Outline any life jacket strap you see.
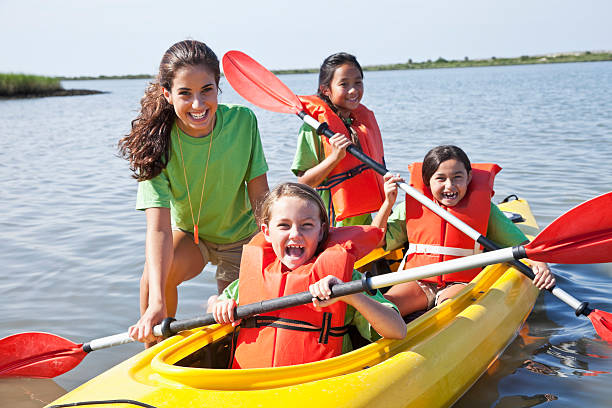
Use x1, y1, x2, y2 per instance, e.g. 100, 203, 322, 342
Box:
406, 243, 482, 257
398, 241, 482, 270
241, 313, 349, 345
315, 163, 371, 191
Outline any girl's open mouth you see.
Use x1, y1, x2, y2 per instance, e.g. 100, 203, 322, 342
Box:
442, 192, 458, 200
285, 244, 305, 258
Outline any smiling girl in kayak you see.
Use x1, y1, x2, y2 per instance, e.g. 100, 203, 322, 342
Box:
373, 145, 556, 316
291, 53, 385, 227
119, 40, 269, 346
209, 182, 406, 368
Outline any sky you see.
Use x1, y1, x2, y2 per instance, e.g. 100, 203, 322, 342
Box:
1, 0, 610, 77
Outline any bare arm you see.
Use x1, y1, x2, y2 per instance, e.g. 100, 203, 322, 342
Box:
310, 276, 406, 340
297, 133, 351, 187
129, 207, 173, 343
247, 173, 269, 215
371, 173, 404, 247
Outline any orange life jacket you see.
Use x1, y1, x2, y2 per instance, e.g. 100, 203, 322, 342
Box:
403, 162, 501, 286
298, 95, 385, 222
233, 225, 383, 369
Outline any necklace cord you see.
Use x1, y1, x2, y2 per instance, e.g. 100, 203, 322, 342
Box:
175, 124, 214, 244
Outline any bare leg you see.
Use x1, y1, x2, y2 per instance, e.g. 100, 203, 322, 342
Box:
384, 281, 429, 317
138, 230, 205, 347
435, 284, 465, 305
164, 230, 207, 317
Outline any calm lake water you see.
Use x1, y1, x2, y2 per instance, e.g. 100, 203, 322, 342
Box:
1, 61, 611, 407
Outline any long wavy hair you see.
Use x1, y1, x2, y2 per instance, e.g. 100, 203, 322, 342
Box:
118, 40, 220, 181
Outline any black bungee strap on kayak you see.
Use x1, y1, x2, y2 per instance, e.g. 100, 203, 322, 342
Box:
47, 399, 159, 408
241, 313, 349, 344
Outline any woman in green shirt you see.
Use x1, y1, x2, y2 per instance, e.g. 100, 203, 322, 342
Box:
119, 40, 269, 346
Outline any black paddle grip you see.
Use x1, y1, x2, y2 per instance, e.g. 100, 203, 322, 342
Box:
165, 280, 367, 336
478, 236, 539, 282
316, 122, 388, 176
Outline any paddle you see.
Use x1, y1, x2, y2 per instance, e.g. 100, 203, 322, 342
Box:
1, 193, 611, 379
221, 50, 612, 331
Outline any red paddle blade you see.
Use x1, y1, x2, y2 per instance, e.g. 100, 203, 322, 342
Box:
588, 309, 612, 343
0, 332, 86, 378
222, 50, 303, 114
525, 192, 612, 263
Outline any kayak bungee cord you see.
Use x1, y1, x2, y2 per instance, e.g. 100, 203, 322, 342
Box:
48, 399, 159, 408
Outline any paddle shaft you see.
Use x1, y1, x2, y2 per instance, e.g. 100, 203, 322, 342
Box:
84, 246, 533, 351
149, 247, 548, 339
298, 111, 591, 316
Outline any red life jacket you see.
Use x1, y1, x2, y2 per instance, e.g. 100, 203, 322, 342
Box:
298, 95, 385, 222
232, 225, 383, 369
404, 162, 501, 286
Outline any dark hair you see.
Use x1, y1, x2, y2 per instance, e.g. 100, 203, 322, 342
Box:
422, 145, 472, 186
118, 40, 220, 181
317, 52, 363, 109
257, 182, 330, 252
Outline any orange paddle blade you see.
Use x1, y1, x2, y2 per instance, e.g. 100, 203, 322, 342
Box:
588, 309, 612, 343
525, 192, 612, 263
0, 332, 86, 378
222, 50, 303, 114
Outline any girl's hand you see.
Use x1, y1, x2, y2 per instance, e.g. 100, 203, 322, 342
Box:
328, 133, 352, 161
128, 303, 165, 344
211, 298, 241, 326
528, 260, 556, 290
383, 173, 404, 206
310, 275, 347, 308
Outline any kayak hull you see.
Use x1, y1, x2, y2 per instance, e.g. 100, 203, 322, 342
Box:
47, 198, 539, 408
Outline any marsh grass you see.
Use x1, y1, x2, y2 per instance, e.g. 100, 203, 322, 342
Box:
0, 73, 63, 97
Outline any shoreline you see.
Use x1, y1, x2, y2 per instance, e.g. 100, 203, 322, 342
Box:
0, 73, 105, 99
274, 51, 612, 75
2, 51, 610, 97
55, 51, 612, 80
0, 89, 106, 100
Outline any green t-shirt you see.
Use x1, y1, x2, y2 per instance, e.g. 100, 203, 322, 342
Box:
291, 123, 372, 227
384, 201, 528, 251
136, 104, 268, 244
218, 269, 399, 353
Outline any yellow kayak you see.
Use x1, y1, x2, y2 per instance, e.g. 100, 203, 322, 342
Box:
47, 197, 540, 408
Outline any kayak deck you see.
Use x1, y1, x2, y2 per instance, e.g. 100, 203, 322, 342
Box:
47, 197, 540, 408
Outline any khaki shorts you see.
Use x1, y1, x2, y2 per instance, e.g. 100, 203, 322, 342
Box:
179, 229, 255, 283
416, 281, 468, 309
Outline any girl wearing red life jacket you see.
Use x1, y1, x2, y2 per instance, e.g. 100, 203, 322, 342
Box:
291, 53, 386, 227
209, 183, 406, 369
372, 145, 556, 317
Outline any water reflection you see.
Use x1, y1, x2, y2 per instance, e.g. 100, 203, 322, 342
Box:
0, 378, 66, 408
494, 393, 558, 408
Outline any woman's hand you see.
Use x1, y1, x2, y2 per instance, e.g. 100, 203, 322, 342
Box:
128, 302, 166, 344
528, 260, 556, 290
